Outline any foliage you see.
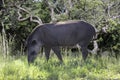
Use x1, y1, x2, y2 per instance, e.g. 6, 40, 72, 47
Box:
107, 20, 120, 51
0, 0, 120, 55
0, 0, 120, 79
0, 0, 51, 54
0, 53, 120, 80
97, 20, 120, 54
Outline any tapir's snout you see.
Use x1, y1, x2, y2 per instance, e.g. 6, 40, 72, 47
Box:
28, 51, 37, 63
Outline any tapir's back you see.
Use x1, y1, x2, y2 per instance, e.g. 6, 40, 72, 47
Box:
39, 20, 96, 46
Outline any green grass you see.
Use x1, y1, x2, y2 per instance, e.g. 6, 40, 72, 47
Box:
0, 53, 120, 80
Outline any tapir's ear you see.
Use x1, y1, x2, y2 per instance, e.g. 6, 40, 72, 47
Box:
31, 40, 37, 46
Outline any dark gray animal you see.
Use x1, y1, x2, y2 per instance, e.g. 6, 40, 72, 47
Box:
26, 20, 96, 63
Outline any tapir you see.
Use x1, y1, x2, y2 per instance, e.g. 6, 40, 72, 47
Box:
25, 20, 96, 63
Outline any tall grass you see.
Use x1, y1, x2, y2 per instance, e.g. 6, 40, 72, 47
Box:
0, 52, 120, 80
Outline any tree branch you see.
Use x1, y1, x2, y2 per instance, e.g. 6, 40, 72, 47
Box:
111, 15, 120, 19
107, 2, 120, 19
16, 5, 43, 25
107, 2, 114, 18
47, 1, 57, 22
17, 9, 30, 21
30, 15, 43, 25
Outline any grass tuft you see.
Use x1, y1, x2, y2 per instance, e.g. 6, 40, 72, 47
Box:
0, 54, 120, 80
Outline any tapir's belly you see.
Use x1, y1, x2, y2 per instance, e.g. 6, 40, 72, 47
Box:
57, 37, 79, 46
44, 33, 80, 47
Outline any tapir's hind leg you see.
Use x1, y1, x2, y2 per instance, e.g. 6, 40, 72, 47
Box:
52, 47, 63, 62
79, 42, 89, 60
81, 46, 88, 60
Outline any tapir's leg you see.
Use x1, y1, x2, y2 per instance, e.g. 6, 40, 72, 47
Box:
52, 47, 63, 62
79, 42, 89, 60
81, 46, 88, 60
44, 47, 51, 61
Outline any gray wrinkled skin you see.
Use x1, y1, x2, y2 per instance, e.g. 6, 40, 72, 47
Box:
25, 20, 96, 63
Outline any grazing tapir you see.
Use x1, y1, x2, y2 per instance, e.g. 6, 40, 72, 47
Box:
25, 20, 96, 63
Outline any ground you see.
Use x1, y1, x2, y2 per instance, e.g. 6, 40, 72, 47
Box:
0, 52, 120, 80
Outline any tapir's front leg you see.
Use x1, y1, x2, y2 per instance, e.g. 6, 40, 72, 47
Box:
79, 41, 89, 60
44, 46, 51, 62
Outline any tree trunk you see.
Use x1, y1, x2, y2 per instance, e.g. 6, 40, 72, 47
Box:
1, 22, 9, 58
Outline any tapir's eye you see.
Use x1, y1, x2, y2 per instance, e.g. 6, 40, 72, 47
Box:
31, 40, 37, 46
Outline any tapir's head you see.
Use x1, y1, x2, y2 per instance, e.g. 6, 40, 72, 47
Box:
25, 26, 43, 64
26, 36, 41, 63
27, 39, 37, 63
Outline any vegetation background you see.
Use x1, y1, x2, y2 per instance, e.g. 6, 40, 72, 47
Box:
0, 0, 120, 79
